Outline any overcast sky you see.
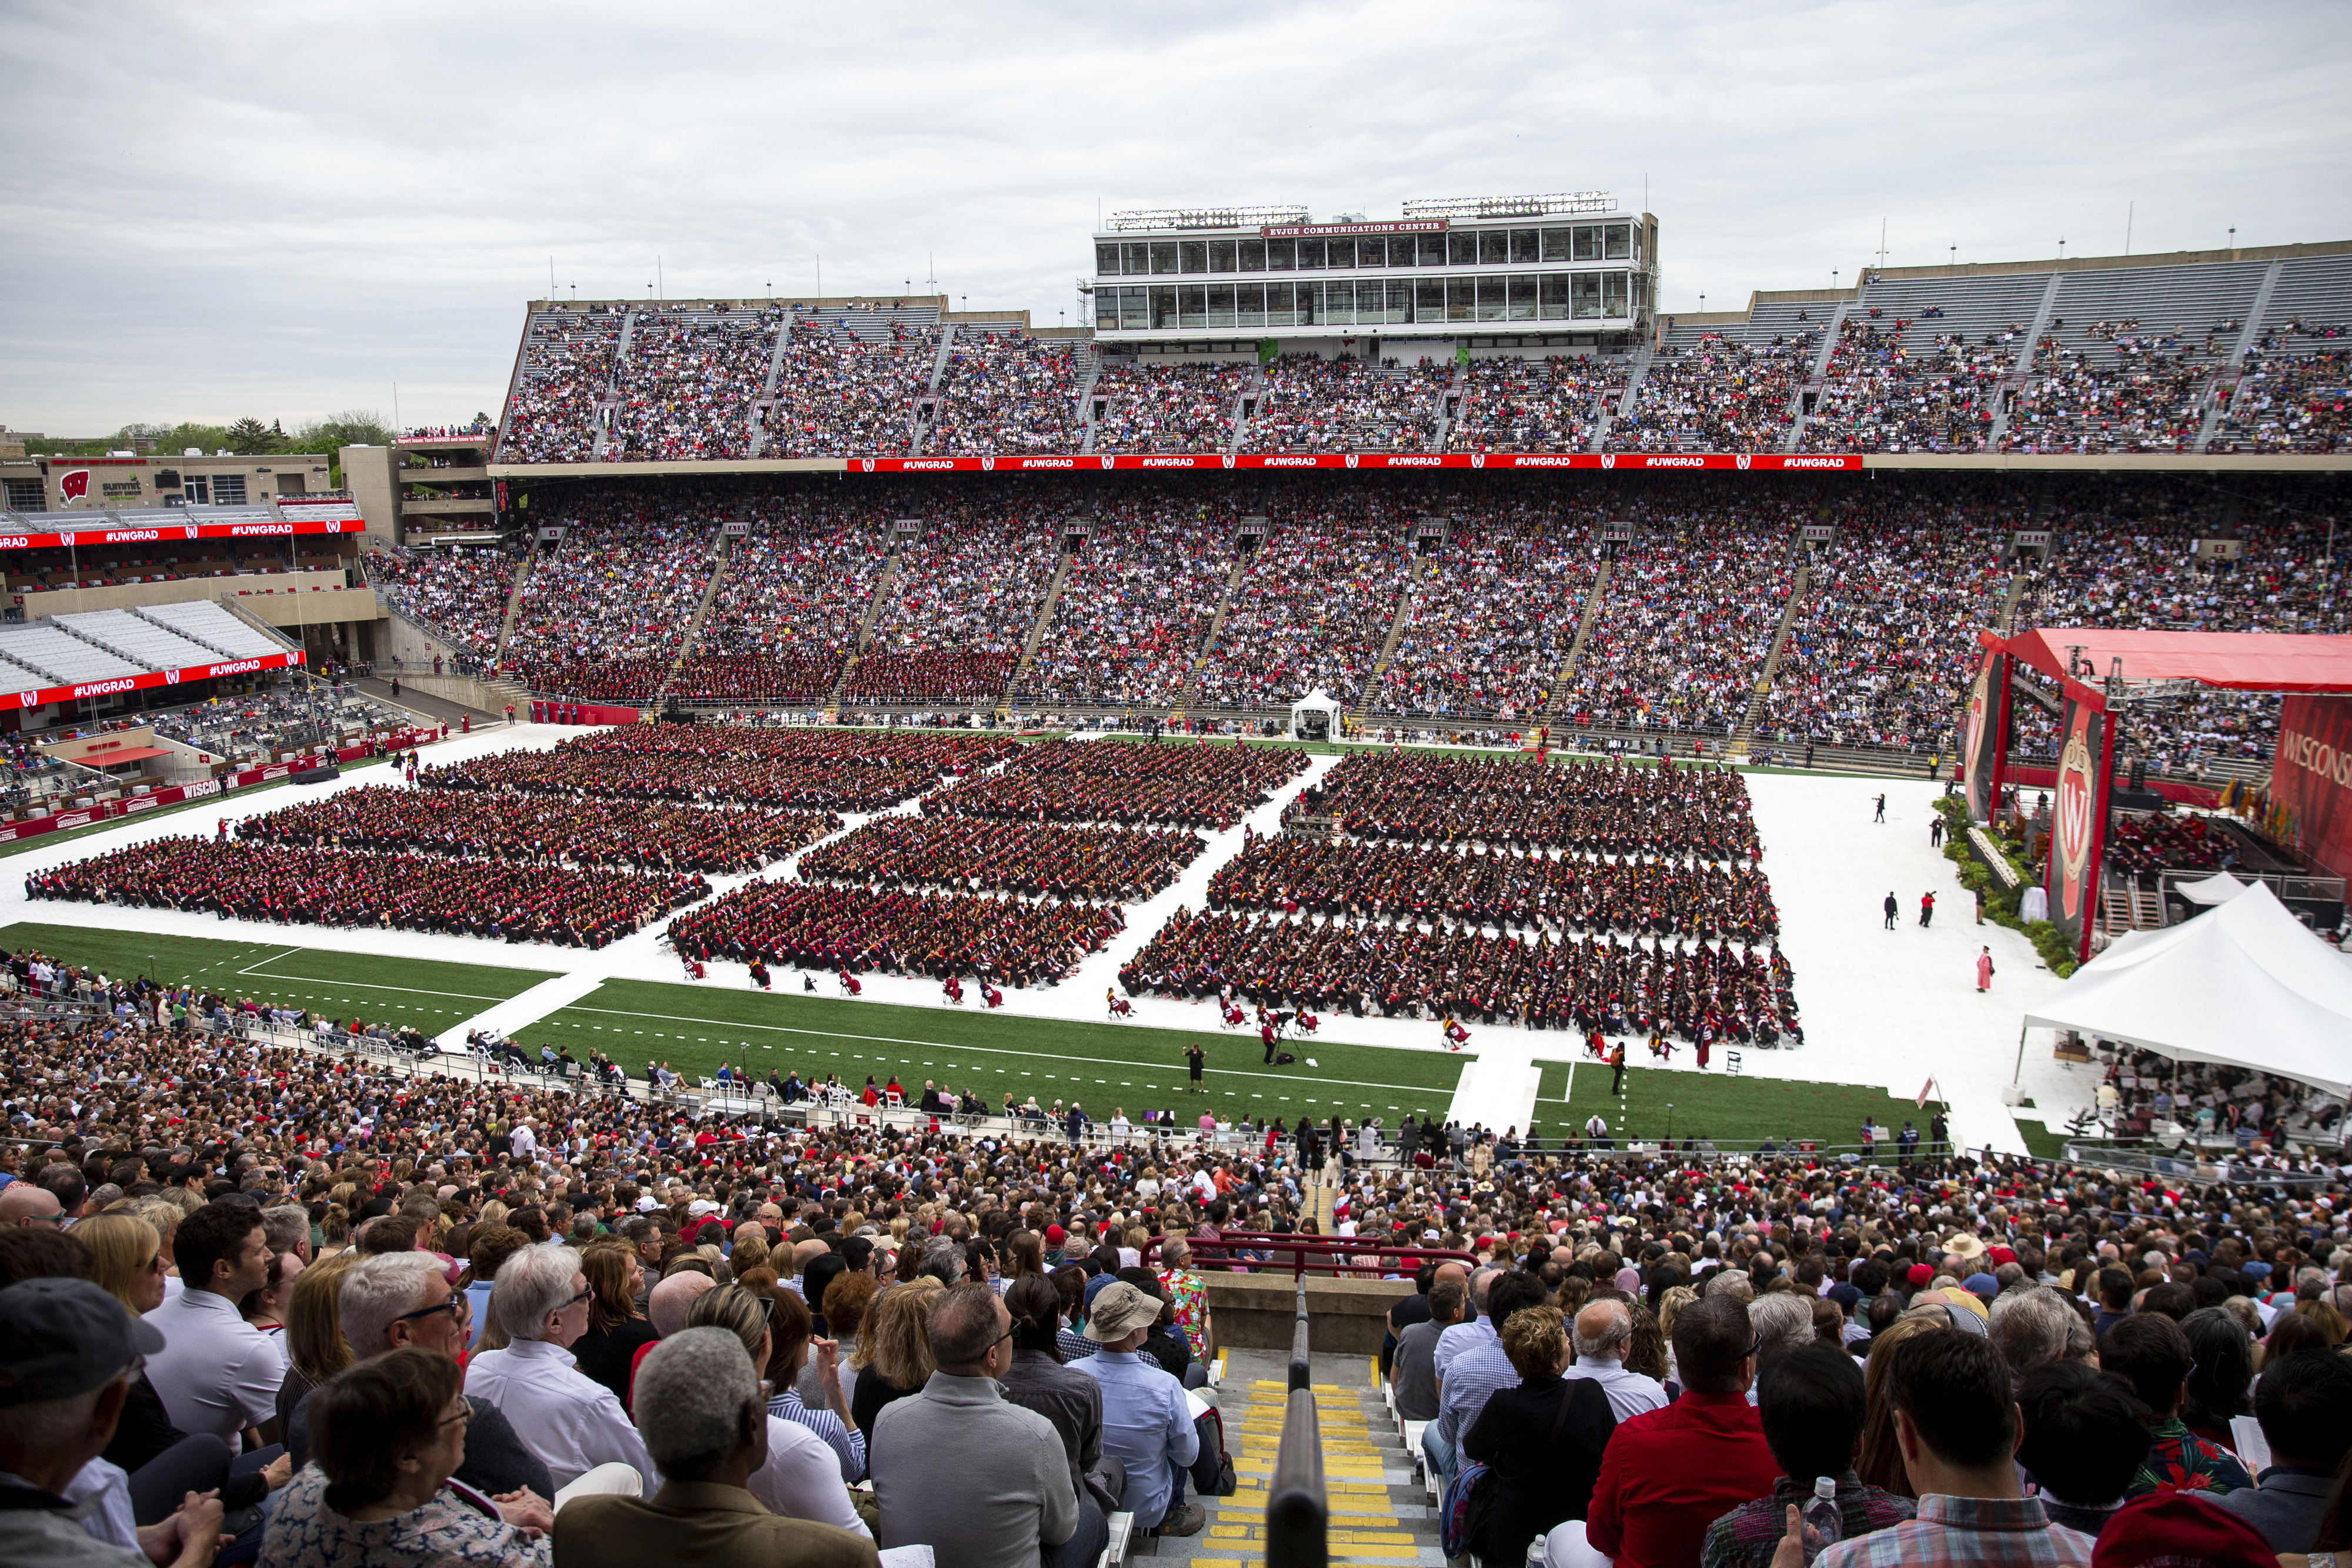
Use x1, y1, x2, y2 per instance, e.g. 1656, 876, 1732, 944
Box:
4, 0, 2347, 434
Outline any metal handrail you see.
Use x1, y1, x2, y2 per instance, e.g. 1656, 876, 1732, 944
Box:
1266, 1279, 1326, 1568
1188, 1233, 1476, 1279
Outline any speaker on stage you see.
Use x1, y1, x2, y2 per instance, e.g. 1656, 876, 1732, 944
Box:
292, 765, 340, 785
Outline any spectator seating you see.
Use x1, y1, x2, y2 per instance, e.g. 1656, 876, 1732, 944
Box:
1248, 357, 1449, 452
499, 307, 626, 462
1091, 361, 1244, 452
1372, 521, 1597, 721
607, 305, 783, 463
1193, 517, 1412, 709
1447, 356, 1629, 453
1015, 511, 1234, 710
930, 329, 1086, 455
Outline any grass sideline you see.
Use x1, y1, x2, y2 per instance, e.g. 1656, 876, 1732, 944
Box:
1526, 1058, 1936, 1147
0, 921, 553, 1034
509, 978, 1476, 1130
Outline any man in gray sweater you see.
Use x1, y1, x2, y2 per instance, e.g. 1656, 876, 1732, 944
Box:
871, 1282, 1107, 1568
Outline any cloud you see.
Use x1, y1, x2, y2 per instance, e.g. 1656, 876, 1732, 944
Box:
1, 0, 2345, 429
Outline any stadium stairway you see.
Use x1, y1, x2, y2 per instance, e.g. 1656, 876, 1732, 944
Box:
1589, 343, 1652, 451
827, 554, 901, 704
495, 554, 533, 664
1181, 557, 1253, 710
1730, 557, 1810, 758
1075, 353, 1105, 454
651, 529, 734, 707
1150, 1349, 1436, 1568
1541, 561, 1612, 719
1351, 559, 1425, 730
2194, 260, 2287, 450
1003, 547, 1076, 705
1984, 273, 2064, 448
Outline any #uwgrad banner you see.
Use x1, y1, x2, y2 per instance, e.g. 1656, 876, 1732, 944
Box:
2047, 695, 2110, 959
1962, 648, 2006, 823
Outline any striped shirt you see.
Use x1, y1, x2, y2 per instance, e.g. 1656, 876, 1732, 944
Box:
767, 1387, 865, 1483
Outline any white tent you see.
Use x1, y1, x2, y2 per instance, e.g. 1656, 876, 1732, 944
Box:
2022, 882, 2352, 1095
1289, 687, 1342, 742
2174, 870, 2251, 907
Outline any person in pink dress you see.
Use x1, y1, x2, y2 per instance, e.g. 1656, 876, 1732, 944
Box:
1976, 947, 1995, 992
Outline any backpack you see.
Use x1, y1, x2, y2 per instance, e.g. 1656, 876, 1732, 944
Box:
1189, 1405, 1237, 1497
1439, 1459, 1491, 1559
1275, 1052, 1296, 1065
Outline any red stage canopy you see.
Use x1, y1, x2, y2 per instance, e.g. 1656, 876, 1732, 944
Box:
2001, 628, 2352, 694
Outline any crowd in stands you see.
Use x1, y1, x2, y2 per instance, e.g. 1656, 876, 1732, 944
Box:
924, 737, 1305, 830
502, 502, 719, 703
1015, 511, 1233, 708
2211, 346, 2351, 453
27, 837, 707, 947
799, 818, 1202, 904
235, 784, 840, 877
929, 333, 1085, 455
1121, 904, 1802, 1043
843, 513, 1061, 706
2002, 331, 2216, 455
427, 726, 1014, 812
1372, 520, 1595, 720
1759, 495, 2012, 750
6, 977, 2352, 1568
499, 309, 623, 462
1292, 750, 1765, 862
1798, 319, 2005, 453
1567, 512, 1800, 737
1446, 355, 1629, 453
670, 499, 898, 706
1247, 357, 1448, 452
669, 881, 1123, 987
1090, 362, 1242, 452
1207, 834, 1782, 942
369, 545, 514, 666
605, 306, 781, 463
1609, 332, 1815, 452
764, 317, 935, 459
1193, 517, 1412, 708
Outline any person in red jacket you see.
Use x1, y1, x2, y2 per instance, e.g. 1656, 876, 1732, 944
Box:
1579, 1293, 1779, 1568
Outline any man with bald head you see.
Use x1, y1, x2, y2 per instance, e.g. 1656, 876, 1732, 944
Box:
1562, 1298, 1668, 1420
0, 1182, 64, 1229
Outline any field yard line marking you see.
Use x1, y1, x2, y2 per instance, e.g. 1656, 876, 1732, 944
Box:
1564, 1058, 1575, 1105
232, 947, 519, 1002
235, 972, 514, 1002
559, 1004, 1467, 1096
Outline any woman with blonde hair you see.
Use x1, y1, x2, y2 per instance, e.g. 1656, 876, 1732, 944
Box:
1655, 1285, 1698, 1383
76, 1212, 296, 1523
278, 1249, 364, 1434
685, 1283, 873, 1537
849, 1276, 941, 1449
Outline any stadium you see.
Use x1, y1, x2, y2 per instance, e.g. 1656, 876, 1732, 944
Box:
5, 31, 2352, 1568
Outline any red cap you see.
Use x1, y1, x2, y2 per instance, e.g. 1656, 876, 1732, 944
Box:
2091, 1488, 2276, 1568
1906, 1263, 1934, 1287
1987, 1245, 2017, 1266
1044, 1225, 1065, 1244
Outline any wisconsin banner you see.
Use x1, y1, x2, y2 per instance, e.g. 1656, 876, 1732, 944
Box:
1962, 648, 2007, 823
2046, 695, 2110, 959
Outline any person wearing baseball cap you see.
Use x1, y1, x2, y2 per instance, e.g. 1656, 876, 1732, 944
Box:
0, 1277, 223, 1568
1073, 1282, 1201, 1538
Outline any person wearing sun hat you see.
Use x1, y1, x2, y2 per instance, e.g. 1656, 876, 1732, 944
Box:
1073, 1283, 1200, 1537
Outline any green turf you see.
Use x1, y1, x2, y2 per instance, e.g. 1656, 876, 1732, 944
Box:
1526, 1058, 1936, 1148
2013, 1118, 2070, 1160
0, 921, 553, 1035
0, 755, 397, 860
509, 978, 1475, 1130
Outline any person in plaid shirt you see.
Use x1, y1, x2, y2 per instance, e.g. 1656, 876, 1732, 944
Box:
1793, 1333, 2093, 1568
1702, 1343, 1914, 1568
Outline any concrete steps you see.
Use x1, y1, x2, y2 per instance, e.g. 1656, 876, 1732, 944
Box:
1151, 1353, 1437, 1567
1542, 562, 1612, 720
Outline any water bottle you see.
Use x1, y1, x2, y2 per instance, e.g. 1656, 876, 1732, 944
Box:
1800, 1474, 1843, 1563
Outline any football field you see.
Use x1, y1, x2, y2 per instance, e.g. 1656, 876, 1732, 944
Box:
509, 978, 1478, 1132
1528, 1057, 1936, 1148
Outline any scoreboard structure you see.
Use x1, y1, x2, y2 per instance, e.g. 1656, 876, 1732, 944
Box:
1088, 193, 1658, 352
